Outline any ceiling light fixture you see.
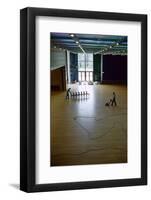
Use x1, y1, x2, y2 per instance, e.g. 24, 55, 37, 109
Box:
70, 34, 74, 37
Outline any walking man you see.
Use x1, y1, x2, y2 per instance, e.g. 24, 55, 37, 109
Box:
111, 92, 117, 106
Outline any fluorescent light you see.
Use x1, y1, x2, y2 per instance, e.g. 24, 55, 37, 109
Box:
75, 41, 79, 44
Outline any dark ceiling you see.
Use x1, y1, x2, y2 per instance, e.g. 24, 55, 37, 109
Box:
51, 32, 127, 55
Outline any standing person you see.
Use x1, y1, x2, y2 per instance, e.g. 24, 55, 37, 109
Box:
111, 92, 117, 106
66, 88, 72, 99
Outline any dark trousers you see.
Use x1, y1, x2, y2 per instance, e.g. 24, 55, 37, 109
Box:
111, 98, 117, 106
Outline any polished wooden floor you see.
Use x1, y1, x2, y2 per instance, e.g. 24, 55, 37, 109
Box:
51, 84, 127, 166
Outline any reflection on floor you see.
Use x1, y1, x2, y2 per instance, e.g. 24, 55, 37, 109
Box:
51, 84, 127, 166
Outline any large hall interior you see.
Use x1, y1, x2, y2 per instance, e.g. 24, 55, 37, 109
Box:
50, 32, 127, 166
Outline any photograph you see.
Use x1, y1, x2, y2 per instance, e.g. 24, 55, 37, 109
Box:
50, 32, 128, 166
20, 7, 147, 192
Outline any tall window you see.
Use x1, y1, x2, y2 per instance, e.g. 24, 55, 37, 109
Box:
78, 53, 93, 81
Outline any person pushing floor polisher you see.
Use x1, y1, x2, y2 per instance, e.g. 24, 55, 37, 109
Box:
105, 92, 117, 107
66, 88, 72, 99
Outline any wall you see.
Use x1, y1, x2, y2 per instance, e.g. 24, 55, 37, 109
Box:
102, 55, 127, 84
51, 49, 67, 69
50, 49, 67, 91
93, 54, 101, 82
70, 53, 78, 82
0, 0, 150, 200
51, 66, 66, 91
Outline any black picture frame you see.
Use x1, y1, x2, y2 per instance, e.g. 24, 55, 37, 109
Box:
20, 7, 147, 192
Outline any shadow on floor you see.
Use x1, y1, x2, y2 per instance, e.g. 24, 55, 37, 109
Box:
9, 183, 20, 190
